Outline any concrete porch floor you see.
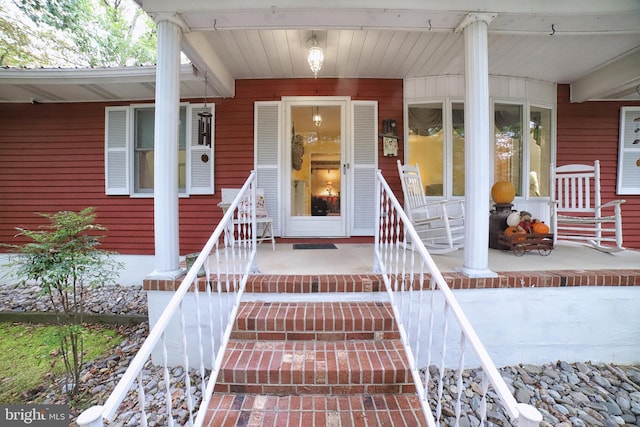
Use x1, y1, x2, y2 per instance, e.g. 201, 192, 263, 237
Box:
251, 241, 640, 275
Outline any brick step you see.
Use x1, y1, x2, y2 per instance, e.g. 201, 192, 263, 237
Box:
214, 340, 415, 395
231, 301, 400, 341
244, 274, 384, 293
205, 281, 427, 425
202, 393, 427, 426
183, 273, 385, 293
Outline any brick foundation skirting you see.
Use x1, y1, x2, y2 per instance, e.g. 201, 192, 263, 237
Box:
143, 270, 640, 292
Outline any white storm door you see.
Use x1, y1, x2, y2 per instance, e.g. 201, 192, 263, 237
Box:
284, 97, 348, 237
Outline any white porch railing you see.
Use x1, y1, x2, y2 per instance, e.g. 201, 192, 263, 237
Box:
374, 170, 543, 427
77, 173, 261, 427
78, 169, 543, 426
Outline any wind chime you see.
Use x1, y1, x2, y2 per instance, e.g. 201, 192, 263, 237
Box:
198, 73, 212, 147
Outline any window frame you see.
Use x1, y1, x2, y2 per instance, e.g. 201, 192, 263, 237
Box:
526, 102, 554, 198
130, 103, 188, 197
491, 99, 555, 199
405, 98, 466, 200
492, 100, 525, 196
617, 106, 640, 195
405, 98, 555, 200
406, 99, 447, 197
105, 102, 214, 198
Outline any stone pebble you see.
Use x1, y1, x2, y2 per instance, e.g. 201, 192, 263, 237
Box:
0, 282, 147, 316
422, 360, 640, 426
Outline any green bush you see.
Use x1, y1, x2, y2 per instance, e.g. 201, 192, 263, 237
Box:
3, 207, 123, 396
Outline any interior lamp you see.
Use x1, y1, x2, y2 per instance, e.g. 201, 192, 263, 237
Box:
307, 36, 324, 79
313, 107, 322, 128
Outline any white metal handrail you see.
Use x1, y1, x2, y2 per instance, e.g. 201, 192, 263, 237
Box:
374, 170, 542, 427
77, 173, 261, 427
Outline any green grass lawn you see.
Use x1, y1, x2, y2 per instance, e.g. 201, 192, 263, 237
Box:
0, 323, 123, 404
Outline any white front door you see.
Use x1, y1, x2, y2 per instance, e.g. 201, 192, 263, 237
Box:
254, 98, 378, 239
284, 97, 348, 237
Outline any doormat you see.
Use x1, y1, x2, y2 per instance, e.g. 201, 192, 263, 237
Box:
293, 243, 337, 250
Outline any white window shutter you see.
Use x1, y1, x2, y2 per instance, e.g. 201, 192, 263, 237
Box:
105, 106, 130, 195
188, 104, 214, 195
617, 107, 640, 195
351, 101, 378, 235
255, 101, 281, 236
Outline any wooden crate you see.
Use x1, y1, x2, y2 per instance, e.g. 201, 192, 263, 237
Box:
498, 232, 554, 256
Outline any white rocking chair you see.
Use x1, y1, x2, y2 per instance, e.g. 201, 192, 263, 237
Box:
397, 160, 465, 254
550, 160, 625, 252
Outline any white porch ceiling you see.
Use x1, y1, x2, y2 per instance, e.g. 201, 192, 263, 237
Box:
1, 0, 639, 103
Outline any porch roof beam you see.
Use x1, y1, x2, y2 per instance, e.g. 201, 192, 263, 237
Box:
0, 65, 196, 84
142, 0, 640, 33
142, 0, 640, 15
570, 47, 640, 102
182, 32, 235, 98
148, 12, 234, 99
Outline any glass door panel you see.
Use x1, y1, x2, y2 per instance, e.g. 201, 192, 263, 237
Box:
288, 103, 345, 236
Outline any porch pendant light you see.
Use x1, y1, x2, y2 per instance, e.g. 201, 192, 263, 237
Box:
307, 35, 324, 79
198, 72, 212, 147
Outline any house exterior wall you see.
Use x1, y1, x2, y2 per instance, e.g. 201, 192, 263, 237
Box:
0, 78, 403, 256
556, 84, 640, 249
0, 80, 637, 257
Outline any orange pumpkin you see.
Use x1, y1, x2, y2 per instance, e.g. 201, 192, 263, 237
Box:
504, 225, 526, 241
532, 221, 549, 235
491, 181, 515, 204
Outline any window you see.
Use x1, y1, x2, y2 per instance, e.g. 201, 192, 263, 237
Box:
452, 102, 465, 196
407, 101, 465, 198
493, 103, 552, 198
529, 106, 552, 197
407, 100, 552, 199
105, 103, 214, 196
494, 103, 523, 194
407, 103, 444, 196
133, 106, 187, 193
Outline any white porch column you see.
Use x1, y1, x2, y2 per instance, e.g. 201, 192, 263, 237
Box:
150, 17, 184, 278
456, 13, 497, 278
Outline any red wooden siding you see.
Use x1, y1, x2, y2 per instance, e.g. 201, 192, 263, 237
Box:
0, 102, 156, 253
556, 84, 640, 249
0, 79, 404, 255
